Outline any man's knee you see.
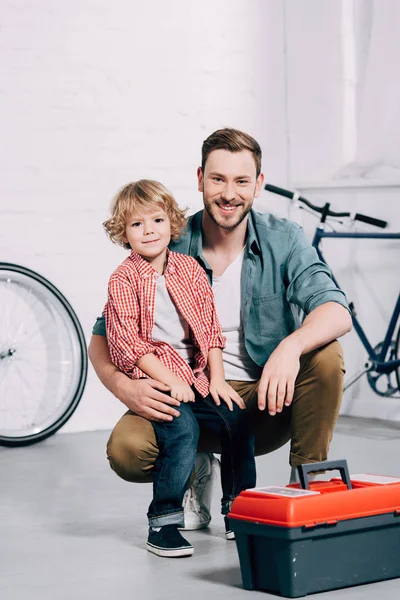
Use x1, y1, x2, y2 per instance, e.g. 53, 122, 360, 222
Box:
295, 340, 345, 423
306, 340, 345, 387
106, 413, 158, 484
289, 341, 346, 465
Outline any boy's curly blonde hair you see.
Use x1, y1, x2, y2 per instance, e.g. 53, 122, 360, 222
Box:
104, 180, 187, 249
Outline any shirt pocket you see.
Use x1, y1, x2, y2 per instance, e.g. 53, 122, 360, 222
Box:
251, 287, 292, 339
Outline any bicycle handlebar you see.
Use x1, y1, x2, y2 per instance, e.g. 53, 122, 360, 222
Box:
264, 183, 388, 229
353, 212, 388, 228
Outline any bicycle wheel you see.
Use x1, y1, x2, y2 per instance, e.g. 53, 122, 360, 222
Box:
0, 263, 88, 446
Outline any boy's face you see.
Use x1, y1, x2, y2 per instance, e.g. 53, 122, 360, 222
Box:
197, 149, 264, 231
123, 207, 171, 265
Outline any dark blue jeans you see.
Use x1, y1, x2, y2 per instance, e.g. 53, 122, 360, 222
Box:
148, 392, 256, 527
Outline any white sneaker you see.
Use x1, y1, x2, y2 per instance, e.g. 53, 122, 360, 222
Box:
224, 516, 235, 540
180, 453, 220, 531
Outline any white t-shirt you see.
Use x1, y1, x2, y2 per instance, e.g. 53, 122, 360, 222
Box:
152, 275, 194, 364
212, 249, 261, 381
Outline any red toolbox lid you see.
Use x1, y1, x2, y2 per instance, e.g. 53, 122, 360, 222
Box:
229, 474, 400, 528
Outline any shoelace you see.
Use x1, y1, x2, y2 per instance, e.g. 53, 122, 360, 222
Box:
183, 486, 202, 514
183, 457, 216, 514
184, 471, 211, 513
194, 472, 210, 499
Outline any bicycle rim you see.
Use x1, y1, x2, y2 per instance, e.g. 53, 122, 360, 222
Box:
0, 263, 88, 445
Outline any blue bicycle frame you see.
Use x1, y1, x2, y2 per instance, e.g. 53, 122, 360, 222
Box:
312, 228, 400, 375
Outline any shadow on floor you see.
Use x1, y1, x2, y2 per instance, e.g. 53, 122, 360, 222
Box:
191, 566, 243, 589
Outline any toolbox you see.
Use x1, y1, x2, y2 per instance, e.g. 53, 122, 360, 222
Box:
228, 460, 400, 597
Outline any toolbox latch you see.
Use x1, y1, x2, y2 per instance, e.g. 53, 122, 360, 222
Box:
302, 519, 338, 531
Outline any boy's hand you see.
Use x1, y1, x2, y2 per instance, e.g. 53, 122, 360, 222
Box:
209, 379, 245, 412
169, 379, 195, 403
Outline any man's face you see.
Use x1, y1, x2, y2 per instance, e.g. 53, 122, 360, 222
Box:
198, 149, 264, 231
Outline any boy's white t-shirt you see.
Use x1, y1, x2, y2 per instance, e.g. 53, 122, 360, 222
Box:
152, 252, 261, 381
212, 249, 261, 382
152, 275, 194, 365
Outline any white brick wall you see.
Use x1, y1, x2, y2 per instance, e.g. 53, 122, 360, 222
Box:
1, 1, 398, 433
0, 0, 288, 432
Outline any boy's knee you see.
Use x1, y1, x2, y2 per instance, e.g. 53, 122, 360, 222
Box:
170, 406, 200, 446
219, 403, 252, 435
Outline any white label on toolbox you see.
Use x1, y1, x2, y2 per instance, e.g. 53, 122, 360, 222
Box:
350, 473, 400, 484
250, 486, 320, 497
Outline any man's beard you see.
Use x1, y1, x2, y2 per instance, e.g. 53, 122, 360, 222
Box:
203, 200, 252, 231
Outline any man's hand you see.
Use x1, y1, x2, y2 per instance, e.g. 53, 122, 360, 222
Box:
113, 373, 181, 422
209, 379, 245, 412
257, 339, 301, 415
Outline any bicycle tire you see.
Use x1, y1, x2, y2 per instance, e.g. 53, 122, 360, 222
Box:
0, 262, 88, 446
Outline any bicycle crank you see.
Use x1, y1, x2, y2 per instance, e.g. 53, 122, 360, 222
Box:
367, 342, 400, 398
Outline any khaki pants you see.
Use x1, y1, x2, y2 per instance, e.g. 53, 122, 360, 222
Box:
106, 340, 345, 483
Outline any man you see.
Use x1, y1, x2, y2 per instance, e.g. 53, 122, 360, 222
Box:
89, 128, 352, 531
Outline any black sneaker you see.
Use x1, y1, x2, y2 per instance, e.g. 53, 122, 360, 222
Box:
147, 524, 194, 557
224, 516, 235, 540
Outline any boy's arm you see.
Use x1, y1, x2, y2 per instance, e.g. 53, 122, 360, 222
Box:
137, 353, 194, 403
89, 272, 182, 421
106, 275, 189, 392
137, 353, 182, 388
105, 275, 156, 373
206, 346, 245, 412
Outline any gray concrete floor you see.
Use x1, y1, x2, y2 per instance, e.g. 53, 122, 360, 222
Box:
1, 415, 400, 599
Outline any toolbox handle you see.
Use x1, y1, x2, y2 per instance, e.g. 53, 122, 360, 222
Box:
297, 460, 353, 490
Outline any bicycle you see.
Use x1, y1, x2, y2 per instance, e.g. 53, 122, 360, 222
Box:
0, 263, 88, 446
264, 183, 400, 398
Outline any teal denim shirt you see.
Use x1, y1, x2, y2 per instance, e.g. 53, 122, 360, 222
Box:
93, 209, 349, 368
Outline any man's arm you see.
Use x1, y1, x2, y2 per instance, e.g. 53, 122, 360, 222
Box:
257, 301, 352, 416
88, 334, 181, 422
257, 223, 352, 416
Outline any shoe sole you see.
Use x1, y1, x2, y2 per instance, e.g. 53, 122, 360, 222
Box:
178, 518, 211, 531
146, 542, 194, 557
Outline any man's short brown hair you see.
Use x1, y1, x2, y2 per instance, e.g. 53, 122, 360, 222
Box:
201, 128, 262, 177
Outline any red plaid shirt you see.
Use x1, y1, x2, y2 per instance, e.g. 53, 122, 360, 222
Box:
104, 250, 226, 397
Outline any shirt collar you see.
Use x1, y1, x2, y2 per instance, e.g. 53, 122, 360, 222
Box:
247, 210, 261, 254
188, 211, 204, 261
128, 249, 176, 278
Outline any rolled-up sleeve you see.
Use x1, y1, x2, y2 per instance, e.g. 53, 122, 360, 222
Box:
105, 274, 155, 373
92, 315, 106, 336
193, 263, 226, 350
285, 224, 350, 314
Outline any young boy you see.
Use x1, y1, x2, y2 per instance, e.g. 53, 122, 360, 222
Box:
103, 180, 256, 558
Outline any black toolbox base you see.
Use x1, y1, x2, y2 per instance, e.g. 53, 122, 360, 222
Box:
232, 513, 400, 597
